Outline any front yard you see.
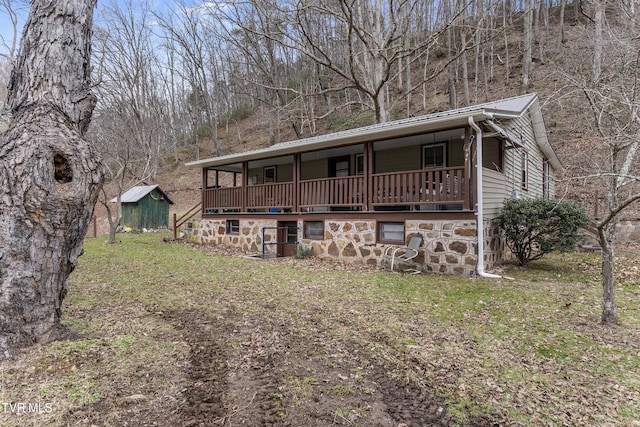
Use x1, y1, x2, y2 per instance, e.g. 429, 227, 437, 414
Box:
1, 233, 638, 426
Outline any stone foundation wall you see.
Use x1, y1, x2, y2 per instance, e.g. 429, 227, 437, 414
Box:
617, 219, 640, 245
196, 217, 498, 276
199, 218, 281, 256
578, 219, 639, 248
483, 220, 504, 269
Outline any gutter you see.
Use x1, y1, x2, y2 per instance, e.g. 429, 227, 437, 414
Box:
468, 117, 512, 280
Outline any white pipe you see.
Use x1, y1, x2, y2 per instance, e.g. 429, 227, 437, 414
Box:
468, 117, 509, 279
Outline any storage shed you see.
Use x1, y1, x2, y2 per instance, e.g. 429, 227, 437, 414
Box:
114, 185, 174, 230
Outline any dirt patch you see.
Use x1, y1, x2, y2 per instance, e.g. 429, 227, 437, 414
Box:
121, 307, 492, 426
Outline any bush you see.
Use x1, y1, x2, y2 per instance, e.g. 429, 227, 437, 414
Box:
296, 245, 314, 259
495, 198, 590, 266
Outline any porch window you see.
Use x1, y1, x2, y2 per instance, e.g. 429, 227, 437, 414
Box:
520, 150, 529, 190
226, 219, 239, 234
304, 221, 324, 240
378, 222, 405, 244
422, 143, 447, 169
264, 166, 276, 183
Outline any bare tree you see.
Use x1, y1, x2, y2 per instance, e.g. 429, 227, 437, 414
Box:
0, 0, 27, 62
0, 0, 103, 358
522, 0, 533, 88
154, 0, 223, 156
218, 0, 468, 124
92, 0, 168, 242
0, 0, 28, 102
558, 0, 640, 326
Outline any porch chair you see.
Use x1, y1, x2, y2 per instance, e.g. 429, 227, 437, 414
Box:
383, 236, 423, 272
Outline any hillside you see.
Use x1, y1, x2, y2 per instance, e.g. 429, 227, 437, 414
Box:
88, 5, 638, 236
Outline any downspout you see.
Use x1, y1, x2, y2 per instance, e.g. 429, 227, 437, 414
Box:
468, 116, 506, 279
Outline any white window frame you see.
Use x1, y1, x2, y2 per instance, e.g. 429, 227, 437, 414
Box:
378, 222, 405, 244
542, 159, 550, 198
226, 219, 240, 235
520, 149, 529, 191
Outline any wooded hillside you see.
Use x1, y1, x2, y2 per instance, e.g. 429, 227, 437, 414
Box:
1, 0, 638, 223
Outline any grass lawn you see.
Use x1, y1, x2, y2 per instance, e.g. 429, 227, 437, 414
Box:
1, 232, 638, 426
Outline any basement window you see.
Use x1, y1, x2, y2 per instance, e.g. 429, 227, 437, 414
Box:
378, 222, 405, 244
225, 219, 239, 235
304, 221, 324, 240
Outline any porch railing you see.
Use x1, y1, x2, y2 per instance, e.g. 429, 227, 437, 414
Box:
300, 176, 364, 208
202, 166, 470, 213
372, 167, 469, 209
203, 187, 243, 212
246, 182, 293, 209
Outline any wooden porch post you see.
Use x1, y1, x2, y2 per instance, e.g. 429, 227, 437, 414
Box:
242, 162, 248, 212
365, 142, 374, 211
201, 168, 207, 213
293, 153, 301, 212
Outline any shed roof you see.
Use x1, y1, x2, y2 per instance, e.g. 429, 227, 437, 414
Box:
112, 185, 174, 204
186, 93, 561, 171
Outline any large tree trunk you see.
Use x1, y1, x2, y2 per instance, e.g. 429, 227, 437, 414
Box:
0, 0, 103, 359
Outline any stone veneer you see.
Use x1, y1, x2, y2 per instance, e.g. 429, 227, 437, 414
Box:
198, 218, 282, 256
194, 217, 504, 276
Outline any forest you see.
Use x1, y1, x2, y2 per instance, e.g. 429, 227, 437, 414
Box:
1, 0, 631, 190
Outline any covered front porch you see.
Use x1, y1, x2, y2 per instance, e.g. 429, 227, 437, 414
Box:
201, 127, 482, 215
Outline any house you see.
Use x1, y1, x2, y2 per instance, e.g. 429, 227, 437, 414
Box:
185, 93, 561, 275
113, 185, 174, 230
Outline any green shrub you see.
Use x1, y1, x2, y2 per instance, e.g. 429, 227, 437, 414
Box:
495, 198, 590, 266
296, 245, 313, 259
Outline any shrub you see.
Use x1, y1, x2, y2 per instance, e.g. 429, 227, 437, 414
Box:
296, 245, 314, 259
495, 198, 590, 266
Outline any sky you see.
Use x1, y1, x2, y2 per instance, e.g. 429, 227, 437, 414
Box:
0, 0, 191, 59
0, 1, 28, 58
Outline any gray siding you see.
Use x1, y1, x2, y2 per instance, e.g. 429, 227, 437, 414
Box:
482, 168, 507, 218
503, 112, 551, 199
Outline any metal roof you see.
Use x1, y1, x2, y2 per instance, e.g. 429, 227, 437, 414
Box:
111, 185, 174, 204
186, 93, 561, 170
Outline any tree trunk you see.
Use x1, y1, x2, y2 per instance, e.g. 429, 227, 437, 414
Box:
0, 0, 103, 359
522, 0, 533, 88
599, 223, 619, 325
592, 0, 605, 82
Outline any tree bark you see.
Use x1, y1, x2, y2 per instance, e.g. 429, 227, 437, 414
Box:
522, 0, 533, 88
0, 0, 103, 359
599, 223, 619, 325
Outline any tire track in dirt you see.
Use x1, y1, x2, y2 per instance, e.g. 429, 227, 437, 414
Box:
161, 309, 286, 426
161, 310, 230, 426
175, 307, 496, 426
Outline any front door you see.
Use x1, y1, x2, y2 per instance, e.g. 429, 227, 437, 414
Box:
277, 221, 298, 257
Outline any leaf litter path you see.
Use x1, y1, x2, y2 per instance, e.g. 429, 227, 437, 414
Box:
156, 307, 480, 427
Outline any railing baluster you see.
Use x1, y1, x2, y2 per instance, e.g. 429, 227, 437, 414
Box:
203, 167, 469, 212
